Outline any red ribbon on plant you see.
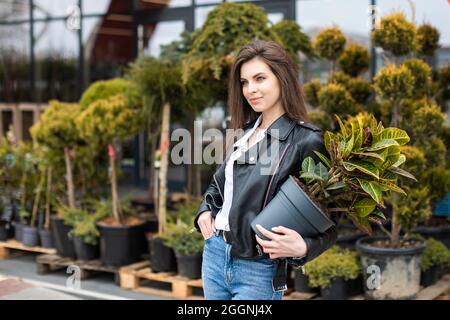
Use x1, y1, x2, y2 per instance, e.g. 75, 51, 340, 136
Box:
108, 144, 116, 159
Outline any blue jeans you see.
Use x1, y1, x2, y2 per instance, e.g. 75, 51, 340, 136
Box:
201, 230, 284, 300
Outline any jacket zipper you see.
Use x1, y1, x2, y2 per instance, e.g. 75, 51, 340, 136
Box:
263, 143, 291, 208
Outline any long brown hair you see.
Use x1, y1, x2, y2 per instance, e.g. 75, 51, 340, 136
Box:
228, 40, 308, 130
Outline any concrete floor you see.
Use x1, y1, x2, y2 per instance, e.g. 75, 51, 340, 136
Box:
0, 254, 174, 300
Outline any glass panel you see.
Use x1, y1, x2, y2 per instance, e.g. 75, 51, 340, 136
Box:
0, 0, 29, 22
195, 0, 221, 5
144, 20, 185, 57
83, 0, 110, 15
0, 23, 31, 102
21, 110, 33, 141
83, 16, 132, 85
34, 20, 78, 102
268, 12, 284, 25
1, 111, 13, 137
195, 5, 215, 29
168, 0, 192, 8
34, 0, 78, 19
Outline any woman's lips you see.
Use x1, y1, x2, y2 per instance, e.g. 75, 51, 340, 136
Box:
249, 97, 262, 104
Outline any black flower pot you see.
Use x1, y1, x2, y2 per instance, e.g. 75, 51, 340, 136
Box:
73, 236, 99, 261
14, 222, 25, 242
50, 215, 76, 258
251, 176, 335, 240
356, 236, 426, 299
412, 225, 450, 249
420, 265, 443, 287
175, 252, 202, 279
22, 226, 40, 247
149, 236, 177, 272
294, 271, 319, 294
0, 221, 13, 241
320, 278, 350, 300
39, 229, 54, 248
336, 224, 366, 250
97, 221, 146, 267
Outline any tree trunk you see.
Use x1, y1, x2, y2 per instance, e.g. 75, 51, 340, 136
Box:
109, 143, 122, 224
158, 101, 171, 235
148, 124, 160, 200
31, 172, 45, 228
64, 147, 75, 208
44, 167, 52, 230
390, 99, 400, 127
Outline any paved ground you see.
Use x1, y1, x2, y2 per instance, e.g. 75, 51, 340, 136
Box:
0, 254, 173, 300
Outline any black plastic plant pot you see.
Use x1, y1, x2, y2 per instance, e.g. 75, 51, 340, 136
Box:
22, 226, 40, 247
73, 236, 99, 261
14, 222, 25, 242
320, 278, 350, 300
251, 176, 335, 240
0, 221, 14, 241
420, 265, 443, 287
356, 236, 426, 300
148, 236, 177, 272
39, 229, 54, 248
336, 224, 366, 250
294, 271, 319, 294
412, 225, 450, 249
97, 221, 146, 267
175, 252, 202, 279
50, 215, 76, 258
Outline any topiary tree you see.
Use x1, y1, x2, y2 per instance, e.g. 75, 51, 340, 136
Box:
372, 12, 417, 59
313, 26, 346, 75
182, 2, 282, 103
303, 79, 322, 109
416, 23, 440, 58
338, 43, 370, 77
30, 101, 84, 209
318, 83, 361, 119
271, 19, 316, 64
76, 94, 143, 224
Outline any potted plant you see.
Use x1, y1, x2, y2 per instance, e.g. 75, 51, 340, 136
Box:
252, 114, 414, 239
420, 237, 450, 287
162, 219, 204, 280
353, 12, 450, 300
304, 246, 361, 300
76, 79, 148, 267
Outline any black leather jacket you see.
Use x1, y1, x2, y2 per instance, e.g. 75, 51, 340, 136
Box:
194, 113, 337, 268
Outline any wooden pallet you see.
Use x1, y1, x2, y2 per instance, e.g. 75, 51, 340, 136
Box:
0, 239, 56, 259
119, 260, 203, 299
36, 254, 121, 284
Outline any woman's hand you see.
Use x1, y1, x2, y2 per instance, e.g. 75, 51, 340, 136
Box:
198, 210, 216, 240
255, 224, 307, 259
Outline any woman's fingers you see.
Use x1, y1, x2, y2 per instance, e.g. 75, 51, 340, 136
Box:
255, 224, 280, 241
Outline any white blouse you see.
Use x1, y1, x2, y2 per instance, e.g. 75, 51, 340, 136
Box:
214, 115, 267, 231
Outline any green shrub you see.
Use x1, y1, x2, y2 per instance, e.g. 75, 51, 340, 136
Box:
372, 12, 416, 57
303, 79, 322, 108
347, 78, 373, 105
313, 27, 346, 61
318, 83, 360, 117
421, 238, 450, 272
271, 20, 315, 60
304, 246, 361, 288
416, 24, 440, 57
79, 78, 140, 111
338, 43, 369, 77
374, 64, 415, 101
403, 58, 432, 99
162, 220, 204, 256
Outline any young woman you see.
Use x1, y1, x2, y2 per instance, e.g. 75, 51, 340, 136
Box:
194, 40, 337, 300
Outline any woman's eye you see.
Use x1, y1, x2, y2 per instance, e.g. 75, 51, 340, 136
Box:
256, 76, 266, 81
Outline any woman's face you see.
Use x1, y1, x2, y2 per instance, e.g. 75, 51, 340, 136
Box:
240, 57, 282, 114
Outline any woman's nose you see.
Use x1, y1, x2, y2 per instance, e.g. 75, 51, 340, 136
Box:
247, 81, 257, 93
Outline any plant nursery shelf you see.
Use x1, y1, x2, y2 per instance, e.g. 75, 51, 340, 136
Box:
119, 260, 203, 299
0, 240, 56, 259
36, 254, 122, 284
